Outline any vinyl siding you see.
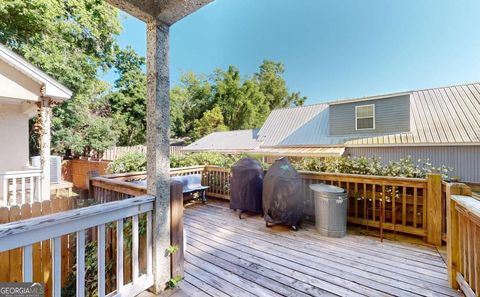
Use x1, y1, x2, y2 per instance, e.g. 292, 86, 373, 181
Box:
345, 146, 480, 183
329, 95, 410, 136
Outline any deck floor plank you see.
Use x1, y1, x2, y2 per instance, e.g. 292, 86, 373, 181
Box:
181, 203, 461, 297
185, 216, 455, 296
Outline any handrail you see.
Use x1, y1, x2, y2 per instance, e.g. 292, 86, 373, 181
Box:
0, 169, 42, 178
0, 195, 155, 297
298, 170, 428, 187
446, 182, 479, 295
0, 195, 154, 252
1, 169, 43, 206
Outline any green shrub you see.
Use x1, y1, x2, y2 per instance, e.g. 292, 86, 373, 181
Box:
170, 152, 267, 169
108, 152, 147, 173
291, 156, 453, 180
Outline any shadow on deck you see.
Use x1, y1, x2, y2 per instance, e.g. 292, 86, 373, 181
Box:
167, 201, 460, 297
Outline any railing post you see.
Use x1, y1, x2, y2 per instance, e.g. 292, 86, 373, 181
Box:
446, 183, 471, 289
426, 174, 442, 245
170, 180, 184, 278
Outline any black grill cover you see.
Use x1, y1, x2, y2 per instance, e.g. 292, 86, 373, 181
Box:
230, 158, 263, 213
263, 157, 303, 226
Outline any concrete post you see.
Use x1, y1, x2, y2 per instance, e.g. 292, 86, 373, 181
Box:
39, 97, 51, 201
146, 19, 171, 293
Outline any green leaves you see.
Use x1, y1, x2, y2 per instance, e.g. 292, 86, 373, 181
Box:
171, 60, 306, 141
291, 156, 453, 180
108, 152, 147, 174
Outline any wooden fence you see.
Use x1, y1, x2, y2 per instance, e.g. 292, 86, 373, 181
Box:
101, 145, 184, 161
0, 196, 155, 297
90, 165, 453, 244
446, 183, 480, 296
0, 197, 76, 295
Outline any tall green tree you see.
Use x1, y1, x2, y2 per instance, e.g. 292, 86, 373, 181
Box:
0, 0, 122, 156
0, 0, 121, 92
191, 106, 228, 140
106, 47, 147, 146
170, 72, 212, 137
255, 60, 307, 108
171, 60, 306, 140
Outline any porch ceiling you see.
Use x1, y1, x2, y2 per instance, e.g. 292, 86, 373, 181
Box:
106, 0, 214, 24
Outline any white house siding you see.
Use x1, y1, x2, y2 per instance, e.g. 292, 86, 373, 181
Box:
0, 104, 30, 172
345, 146, 480, 183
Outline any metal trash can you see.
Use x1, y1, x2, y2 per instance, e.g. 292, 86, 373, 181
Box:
309, 184, 348, 237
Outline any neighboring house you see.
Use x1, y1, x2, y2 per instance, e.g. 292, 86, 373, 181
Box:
183, 129, 260, 154
0, 43, 72, 204
185, 82, 480, 183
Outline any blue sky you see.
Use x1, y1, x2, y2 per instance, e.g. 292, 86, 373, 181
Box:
103, 0, 480, 104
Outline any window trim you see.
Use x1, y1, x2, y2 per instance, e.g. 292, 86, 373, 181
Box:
355, 104, 375, 130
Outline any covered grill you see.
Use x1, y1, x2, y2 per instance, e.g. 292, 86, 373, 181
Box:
263, 157, 303, 230
230, 158, 264, 218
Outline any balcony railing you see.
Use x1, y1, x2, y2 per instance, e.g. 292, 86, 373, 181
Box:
0, 195, 154, 297
1, 169, 42, 206
446, 183, 480, 296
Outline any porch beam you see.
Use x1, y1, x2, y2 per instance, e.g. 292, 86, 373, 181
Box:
146, 19, 171, 293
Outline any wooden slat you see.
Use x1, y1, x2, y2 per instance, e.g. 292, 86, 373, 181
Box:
53, 237, 61, 297
98, 224, 106, 297
77, 230, 86, 297
117, 219, 124, 292
42, 200, 52, 297
0, 207, 9, 281
183, 205, 459, 297
23, 245, 33, 282
132, 215, 139, 283
413, 188, 418, 228
402, 187, 407, 226
9, 205, 21, 282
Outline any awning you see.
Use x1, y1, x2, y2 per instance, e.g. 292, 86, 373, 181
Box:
253, 147, 345, 157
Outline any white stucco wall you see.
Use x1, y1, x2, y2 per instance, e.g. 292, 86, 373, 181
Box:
0, 103, 30, 172
0, 59, 40, 102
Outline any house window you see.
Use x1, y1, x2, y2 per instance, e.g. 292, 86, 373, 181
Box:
355, 104, 375, 130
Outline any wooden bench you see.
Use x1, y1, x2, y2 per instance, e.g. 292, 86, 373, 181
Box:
172, 174, 209, 203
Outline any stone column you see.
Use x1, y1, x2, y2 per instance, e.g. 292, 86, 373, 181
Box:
39, 97, 51, 201
146, 19, 171, 293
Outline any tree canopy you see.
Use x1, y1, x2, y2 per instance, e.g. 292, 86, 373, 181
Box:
1, 0, 307, 156
171, 60, 307, 140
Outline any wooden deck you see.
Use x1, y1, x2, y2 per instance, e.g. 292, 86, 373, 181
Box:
175, 202, 461, 297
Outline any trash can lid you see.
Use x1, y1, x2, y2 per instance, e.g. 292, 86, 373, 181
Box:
309, 183, 345, 193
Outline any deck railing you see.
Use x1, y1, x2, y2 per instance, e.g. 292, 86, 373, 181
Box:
299, 172, 437, 240
1, 169, 42, 206
446, 183, 480, 296
90, 165, 453, 244
0, 195, 154, 297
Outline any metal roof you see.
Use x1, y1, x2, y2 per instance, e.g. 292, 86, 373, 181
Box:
259, 82, 480, 147
257, 104, 346, 147
183, 129, 261, 153
253, 147, 345, 157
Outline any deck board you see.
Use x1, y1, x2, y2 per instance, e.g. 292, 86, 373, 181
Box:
181, 203, 461, 297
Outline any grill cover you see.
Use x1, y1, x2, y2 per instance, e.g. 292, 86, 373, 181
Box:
263, 157, 303, 226
230, 158, 264, 213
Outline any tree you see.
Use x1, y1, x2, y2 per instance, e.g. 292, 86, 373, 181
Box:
172, 60, 306, 140
52, 80, 119, 157
255, 60, 306, 108
0, 0, 121, 93
0, 0, 123, 156
191, 107, 228, 140
106, 47, 147, 146
170, 72, 212, 138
